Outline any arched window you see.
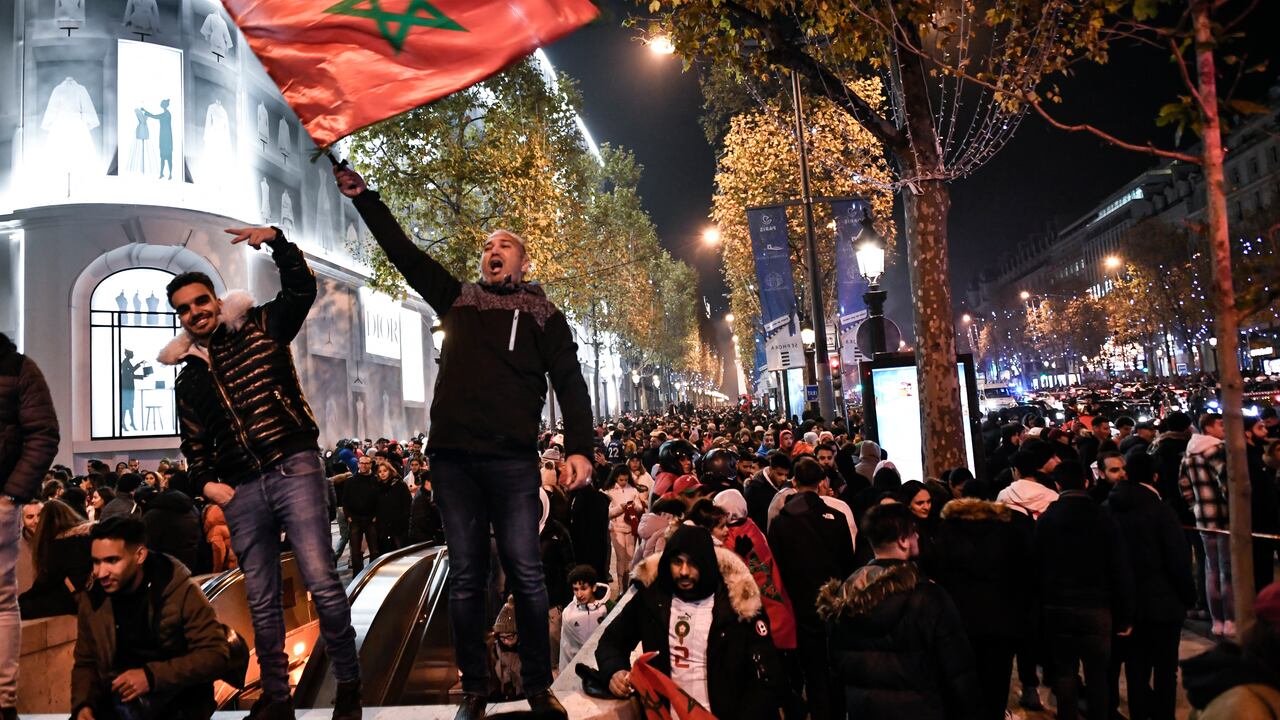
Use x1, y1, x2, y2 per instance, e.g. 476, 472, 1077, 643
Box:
89, 268, 181, 439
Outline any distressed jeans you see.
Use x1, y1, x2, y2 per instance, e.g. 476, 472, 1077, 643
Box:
430, 452, 552, 695
223, 451, 360, 701
0, 500, 18, 708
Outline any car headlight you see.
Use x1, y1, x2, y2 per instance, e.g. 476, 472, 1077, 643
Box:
1138, 415, 1150, 423
1245, 406, 1260, 417
1208, 400, 1221, 410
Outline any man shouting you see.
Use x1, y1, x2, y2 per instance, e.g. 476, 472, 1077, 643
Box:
336, 165, 593, 720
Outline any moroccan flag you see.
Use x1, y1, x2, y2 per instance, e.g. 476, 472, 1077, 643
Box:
219, 0, 600, 146
629, 651, 719, 720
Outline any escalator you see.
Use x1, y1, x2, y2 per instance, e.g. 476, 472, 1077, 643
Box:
294, 542, 457, 708
202, 552, 323, 710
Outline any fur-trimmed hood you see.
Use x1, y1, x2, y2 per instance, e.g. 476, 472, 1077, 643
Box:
632, 545, 763, 621
815, 561, 922, 621
940, 497, 1012, 522
156, 290, 254, 365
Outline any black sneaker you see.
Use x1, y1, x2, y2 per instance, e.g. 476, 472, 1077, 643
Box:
528, 689, 568, 719
245, 696, 295, 720
454, 692, 487, 720
333, 679, 362, 720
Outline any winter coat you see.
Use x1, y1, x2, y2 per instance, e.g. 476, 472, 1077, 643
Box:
595, 547, 785, 719
1150, 431, 1193, 523
995, 478, 1058, 519
342, 472, 380, 519
202, 505, 236, 572
816, 560, 979, 720
540, 517, 576, 608
143, 490, 202, 573
0, 334, 59, 501
1031, 491, 1135, 627
854, 440, 882, 483
408, 489, 444, 544
375, 479, 412, 551
101, 494, 141, 520
723, 518, 797, 650
1104, 481, 1195, 623
1179, 433, 1229, 531
743, 471, 779, 532
569, 486, 611, 580
635, 510, 675, 563
926, 498, 1031, 642
157, 232, 320, 489
768, 491, 856, 631
71, 553, 230, 719
353, 191, 593, 458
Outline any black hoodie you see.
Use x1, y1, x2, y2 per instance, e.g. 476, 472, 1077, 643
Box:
1104, 481, 1195, 622
143, 490, 201, 573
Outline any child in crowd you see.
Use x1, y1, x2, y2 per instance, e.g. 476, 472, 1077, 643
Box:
558, 564, 612, 671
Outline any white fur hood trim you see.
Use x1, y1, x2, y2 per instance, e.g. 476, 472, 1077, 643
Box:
632, 546, 763, 621
156, 290, 254, 365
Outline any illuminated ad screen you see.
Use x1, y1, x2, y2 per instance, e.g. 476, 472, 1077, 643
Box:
869, 362, 977, 482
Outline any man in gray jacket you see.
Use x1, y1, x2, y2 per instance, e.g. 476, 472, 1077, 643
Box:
0, 331, 60, 719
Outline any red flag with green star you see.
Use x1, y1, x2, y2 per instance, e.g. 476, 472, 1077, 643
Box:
219, 0, 599, 146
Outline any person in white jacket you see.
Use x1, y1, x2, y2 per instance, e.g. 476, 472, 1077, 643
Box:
604, 466, 646, 587
558, 565, 610, 671
996, 442, 1061, 520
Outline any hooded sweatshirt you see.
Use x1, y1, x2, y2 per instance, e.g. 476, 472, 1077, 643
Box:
995, 478, 1059, 519
1179, 432, 1229, 530
855, 441, 882, 482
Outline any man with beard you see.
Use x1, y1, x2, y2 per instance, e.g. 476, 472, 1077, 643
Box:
596, 525, 784, 718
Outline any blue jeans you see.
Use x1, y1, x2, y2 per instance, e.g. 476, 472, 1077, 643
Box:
1202, 531, 1234, 623
223, 451, 360, 700
430, 452, 551, 695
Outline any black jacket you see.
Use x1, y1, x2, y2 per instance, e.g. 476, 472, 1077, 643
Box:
352, 191, 592, 458
1104, 481, 1195, 623
768, 491, 855, 631
743, 471, 778, 533
160, 232, 319, 489
1149, 432, 1193, 523
408, 489, 444, 544
926, 498, 1031, 641
569, 486, 611, 581
541, 516, 576, 609
375, 479, 412, 548
595, 546, 785, 719
816, 560, 979, 720
143, 490, 202, 573
0, 334, 59, 501
21, 527, 92, 619
1031, 491, 1135, 627
342, 472, 380, 519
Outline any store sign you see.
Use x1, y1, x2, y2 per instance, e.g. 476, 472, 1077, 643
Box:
359, 287, 401, 359
400, 307, 425, 403
869, 363, 977, 483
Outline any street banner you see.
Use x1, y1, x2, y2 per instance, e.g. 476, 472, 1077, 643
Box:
830, 198, 870, 371
746, 206, 803, 371
219, 0, 599, 147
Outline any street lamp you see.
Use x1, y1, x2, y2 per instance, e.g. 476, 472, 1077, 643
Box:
800, 326, 816, 347
647, 35, 675, 55
1020, 290, 1031, 301
856, 223, 889, 357
702, 227, 721, 245
1104, 255, 1122, 270
725, 312, 735, 324
431, 319, 445, 353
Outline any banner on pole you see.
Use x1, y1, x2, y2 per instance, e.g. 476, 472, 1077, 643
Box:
746, 206, 803, 371
830, 198, 871, 363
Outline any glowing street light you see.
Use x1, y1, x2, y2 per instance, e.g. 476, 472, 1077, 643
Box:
647, 35, 676, 55
961, 313, 972, 324
800, 327, 816, 346
1020, 290, 1031, 301
702, 227, 721, 245
1104, 255, 1122, 270
725, 312, 735, 323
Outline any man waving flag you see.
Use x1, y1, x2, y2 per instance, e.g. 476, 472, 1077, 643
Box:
220, 0, 599, 147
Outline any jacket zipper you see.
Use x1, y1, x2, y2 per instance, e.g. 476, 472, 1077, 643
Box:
508, 309, 520, 351
208, 349, 262, 471
274, 389, 301, 425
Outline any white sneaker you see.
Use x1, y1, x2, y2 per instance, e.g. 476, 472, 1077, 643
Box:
1212, 620, 1225, 636
1224, 620, 1237, 637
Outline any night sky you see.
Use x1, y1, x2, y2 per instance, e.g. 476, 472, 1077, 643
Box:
543, 1, 1279, 346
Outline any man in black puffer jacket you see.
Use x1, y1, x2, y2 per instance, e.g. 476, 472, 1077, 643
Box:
1105, 453, 1194, 720
158, 227, 360, 720
817, 503, 978, 720
142, 471, 202, 573
336, 164, 593, 719
0, 331, 59, 716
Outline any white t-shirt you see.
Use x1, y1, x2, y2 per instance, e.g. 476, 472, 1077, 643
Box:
669, 595, 714, 709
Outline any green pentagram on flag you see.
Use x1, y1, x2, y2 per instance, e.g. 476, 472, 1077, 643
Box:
324, 0, 467, 53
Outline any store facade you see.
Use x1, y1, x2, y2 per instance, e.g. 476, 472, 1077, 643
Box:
0, 0, 437, 470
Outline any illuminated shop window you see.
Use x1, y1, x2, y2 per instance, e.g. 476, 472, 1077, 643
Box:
89, 268, 182, 439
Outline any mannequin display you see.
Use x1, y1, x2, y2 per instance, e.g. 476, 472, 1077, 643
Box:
42, 77, 99, 175
279, 190, 294, 232
259, 178, 272, 222
315, 170, 334, 252
276, 118, 291, 158
145, 292, 160, 325
127, 106, 155, 175
355, 394, 366, 440
55, 0, 85, 30
122, 0, 161, 36
201, 99, 232, 185
115, 290, 128, 322
256, 103, 269, 148
200, 12, 233, 57
143, 99, 174, 180
132, 292, 142, 325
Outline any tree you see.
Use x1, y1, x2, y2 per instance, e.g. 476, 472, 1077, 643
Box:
710, 86, 895, 382
643, 0, 1117, 476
